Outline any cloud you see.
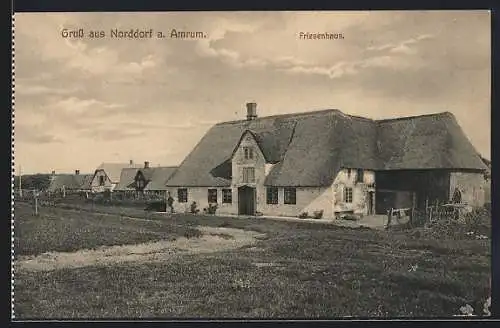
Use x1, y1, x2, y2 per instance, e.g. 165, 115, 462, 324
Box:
13, 12, 491, 173
15, 14, 162, 81
367, 34, 434, 54
52, 97, 125, 115
15, 124, 62, 144
77, 127, 146, 141
61, 40, 161, 80
15, 83, 81, 96
195, 18, 434, 80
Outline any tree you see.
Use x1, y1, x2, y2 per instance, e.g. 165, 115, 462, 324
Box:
15, 174, 51, 191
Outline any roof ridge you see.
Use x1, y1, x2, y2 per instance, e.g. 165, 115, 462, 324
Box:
376, 111, 453, 123
216, 108, 343, 126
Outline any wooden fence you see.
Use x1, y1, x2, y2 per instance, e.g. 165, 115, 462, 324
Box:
386, 200, 469, 229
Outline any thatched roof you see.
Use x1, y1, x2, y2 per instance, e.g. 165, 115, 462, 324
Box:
47, 173, 93, 192
114, 168, 140, 191
95, 162, 142, 184
75, 174, 93, 190
166, 109, 487, 187
143, 166, 178, 191
376, 112, 487, 170
115, 166, 178, 191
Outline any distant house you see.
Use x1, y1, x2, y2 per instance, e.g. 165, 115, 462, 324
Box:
90, 160, 142, 192
165, 103, 488, 218
115, 161, 178, 197
47, 170, 93, 194
480, 156, 491, 205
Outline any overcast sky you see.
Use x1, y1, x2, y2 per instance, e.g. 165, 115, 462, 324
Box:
14, 11, 490, 174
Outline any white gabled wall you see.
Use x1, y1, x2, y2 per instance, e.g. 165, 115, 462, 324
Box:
165, 186, 237, 214
90, 170, 115, 192
449, 172, 487, 207
164, 168, 375, 219
331, 168, 375, 216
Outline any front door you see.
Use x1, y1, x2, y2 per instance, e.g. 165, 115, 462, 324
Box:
238, 186, 256, 215
367, 191, 374, 215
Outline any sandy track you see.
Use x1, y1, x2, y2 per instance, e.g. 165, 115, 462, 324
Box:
15, 227, 266, 272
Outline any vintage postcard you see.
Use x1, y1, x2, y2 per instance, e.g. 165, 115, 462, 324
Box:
12, 11, 491, 319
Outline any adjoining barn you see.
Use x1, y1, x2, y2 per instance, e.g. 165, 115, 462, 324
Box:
165, 103, 488, 219
90, 160, 142, 193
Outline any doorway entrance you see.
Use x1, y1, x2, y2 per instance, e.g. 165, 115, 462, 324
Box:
367, 191, 375, 215
238, 186, 256, 215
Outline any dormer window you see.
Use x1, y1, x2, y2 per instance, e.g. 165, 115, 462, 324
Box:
356, 169, 364, 183
243, 147, 254, 160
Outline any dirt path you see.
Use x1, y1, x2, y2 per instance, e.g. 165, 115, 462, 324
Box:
15, 227, 266, 272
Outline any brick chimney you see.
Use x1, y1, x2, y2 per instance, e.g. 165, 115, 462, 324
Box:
129, 159, 134, 165
246, 102, 257, 120
144, 161, 150, 169
75, 169, 80, 175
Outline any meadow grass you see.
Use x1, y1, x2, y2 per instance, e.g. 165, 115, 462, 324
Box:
13, 202, 491, 318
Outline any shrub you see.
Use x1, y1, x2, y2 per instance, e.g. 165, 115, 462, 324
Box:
207, 203, 218, 215
483, 202, 491, 213
312, 210, 324, 219
342, 214, 359, 221
464, 207, 491, 236
298, 212, 308, 219
190, 201, 200, 214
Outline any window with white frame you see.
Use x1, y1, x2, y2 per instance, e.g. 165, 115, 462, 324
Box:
266, 187, 279, 204
242, 167, 255, 183
208, 189, 217, 203
222, 189, 232, 204
344, 187, 353, 203
178, 188, 188, 203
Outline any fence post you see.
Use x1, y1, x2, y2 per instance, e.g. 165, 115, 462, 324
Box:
34, 189, 38, 216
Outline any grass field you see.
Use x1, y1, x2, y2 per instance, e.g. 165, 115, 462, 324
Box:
13, 202, 491, 319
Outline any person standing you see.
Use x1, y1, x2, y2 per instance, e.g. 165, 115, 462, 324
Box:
167, 192, 174, 214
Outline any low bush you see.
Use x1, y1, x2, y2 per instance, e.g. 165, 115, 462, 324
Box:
190, 202, 200, 214
342, 214, 359, 221
298, 212, 308, 219
204, 204, 218, 215
312, 210, 324, 219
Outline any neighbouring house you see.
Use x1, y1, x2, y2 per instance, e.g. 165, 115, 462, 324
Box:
138, 164, 178, 197
47, 170, 94, 194
165, 103, 488, 219
480, 156, 491, 205
114, 161, 178, 198
114, 167, 141, 194
90, 160, 142, 192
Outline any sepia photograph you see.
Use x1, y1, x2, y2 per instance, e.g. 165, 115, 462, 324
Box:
12, 10, 491, 319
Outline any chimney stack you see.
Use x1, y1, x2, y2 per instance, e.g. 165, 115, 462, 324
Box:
144, 161, 150, 169
51, 170, 56, 176
246, 102, 257, 120
75, 169, 80, 175
129, 159, 134, 165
